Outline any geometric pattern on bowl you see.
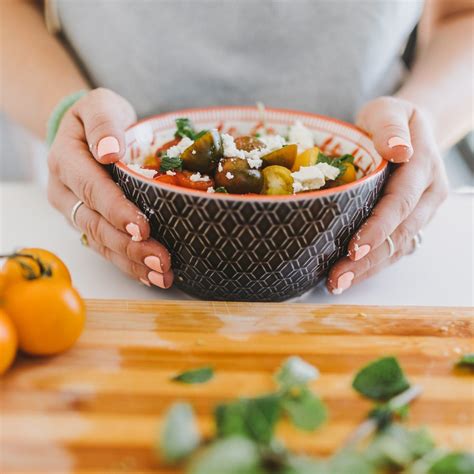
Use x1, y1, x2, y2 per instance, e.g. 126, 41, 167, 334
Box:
112, 107, 389, 301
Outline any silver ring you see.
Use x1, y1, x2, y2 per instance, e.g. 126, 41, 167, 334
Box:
70, 200, 84, 228
386, 235, 395, 258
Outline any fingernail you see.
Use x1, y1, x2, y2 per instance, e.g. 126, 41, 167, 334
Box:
126, 223, 142, 242
332, 271, 354, 295
388, 136, 411, 149
140, 278, 151, 287
354, 244, 371, 261
148, 271, 166, 289
97, 136, 120, 158
144, 255, 163, 273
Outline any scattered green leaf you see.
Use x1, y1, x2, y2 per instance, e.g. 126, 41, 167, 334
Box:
188, 436, 263, 474
160, 402, 201, 463
352, 356, 410, 401
428, 452, 474, 474
456, 354, 474, 368
175, 117, 208, 141
317, 152, 354, 178
215, 394, 281, 444
172, 366, 214, 384
214, 186, 228, 193
369, 403, 410, 431
276, 356, 319, 389
160, 154, 183, 172
330, 450, 376, 474
282, 454, 328, 474
281, 387, 327, 431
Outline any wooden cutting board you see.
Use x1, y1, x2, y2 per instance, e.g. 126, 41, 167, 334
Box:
1, 300, 473, 473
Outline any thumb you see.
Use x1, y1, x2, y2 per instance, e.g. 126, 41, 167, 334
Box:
74, 88, 137, 164
356, 97, 414, 163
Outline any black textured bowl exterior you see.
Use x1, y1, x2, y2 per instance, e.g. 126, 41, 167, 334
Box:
111, 165, 389, 301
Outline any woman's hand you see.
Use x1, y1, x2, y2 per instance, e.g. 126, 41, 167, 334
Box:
47, 88, 173, 289
327, 96, 449, 294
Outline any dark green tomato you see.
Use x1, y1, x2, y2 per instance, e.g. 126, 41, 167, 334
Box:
234, 136, 265, 152
215, 157, 263, 194
181, 130, 223, 173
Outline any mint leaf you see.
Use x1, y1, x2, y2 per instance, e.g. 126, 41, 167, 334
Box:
456, 353, 474, 368
352, 356, 410, 401
368, 403, 409, 431
215, 394, 281, 444
175, 117, 207, 141
160, 402, 201, 463
428, 452, 474, 474
172, 366, 214, 384
316, 152, 354, 178
160, 154, 182, 172
214, 186, 228, 193
276, 356, 319, 389
188, 436, 263, 474
281, 387, 327, 431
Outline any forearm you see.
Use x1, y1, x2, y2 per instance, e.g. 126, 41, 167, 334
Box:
0, 0, 89, 139
396, 12, 473, 151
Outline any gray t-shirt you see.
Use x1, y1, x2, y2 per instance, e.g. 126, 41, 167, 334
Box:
55, 0, 424, 121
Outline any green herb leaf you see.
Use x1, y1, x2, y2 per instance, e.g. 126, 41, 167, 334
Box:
283, 454, 328, 474
160, 402, 201, 463
174, 117, 207, 141
215, 394, 281, 444
159, 154, 183, 172
369, 403, 410, 431
428, 452, 474, 474
281, 387, 327, 431
276, 356, 319, 389
214, 186, 228, 193
352, 356, 410, 401
172, 366, 214, 384
316, 152, 354, 178
456, 353, 474, 368
188, 436, 263, 474
330, 450, 376, 474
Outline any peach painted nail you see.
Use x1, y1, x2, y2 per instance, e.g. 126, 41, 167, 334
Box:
140, 278, 151, 287
148, 271, 166, 288
332, 271, 354, 295
97, 136, 120, 158
144, 255, 163, 273
126, 223, 142, 242
388, 136, 411, 149
354, 244, 371, 261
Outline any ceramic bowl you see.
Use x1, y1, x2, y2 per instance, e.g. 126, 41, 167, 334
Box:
111, 107, 389, 301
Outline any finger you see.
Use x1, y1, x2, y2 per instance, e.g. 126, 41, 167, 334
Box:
51, 122, 150, 241
357, 97, 414, 163
72, 88, 136, 164
327, 187, 441, 294
47, 178, 173, 288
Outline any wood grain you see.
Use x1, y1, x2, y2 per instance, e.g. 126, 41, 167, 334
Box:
1, 300, 473, 473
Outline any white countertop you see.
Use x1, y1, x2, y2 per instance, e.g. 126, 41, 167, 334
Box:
1, 182, 472, 306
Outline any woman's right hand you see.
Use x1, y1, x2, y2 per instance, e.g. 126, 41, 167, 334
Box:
47, 88, 173, 289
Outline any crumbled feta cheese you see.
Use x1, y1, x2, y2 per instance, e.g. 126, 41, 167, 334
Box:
189, 172, 210, 182
207, 186, 215, 193
291, 163, 340, 193
289, 121, 314, 152
167, 136, 194, 158
225, 171, 234, 180
166, 170, 176, 176
259, 134, 286, 152
191, 150, 196, 155
218, 161, 223, 172
222, 133, 246, 159
127, 164, 157, 178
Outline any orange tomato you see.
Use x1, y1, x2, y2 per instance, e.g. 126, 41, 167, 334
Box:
154, 173, 179, 185
292, 147, 320, 172
2, 248, 71, 288
176, 170, 215, 191
0, 309, 17, 374
3, 280, 85, 356
338, 162, 357, 184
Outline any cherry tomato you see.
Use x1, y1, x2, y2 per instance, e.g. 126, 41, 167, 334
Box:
154, 173, 179, 185
292, 147, 320, 172
234, 136, 264, 152
180, 130, 223, 173
215, 157, 263, 194
3, 280, 85, 356
175, 170, 215, 191
338, 162, 357, 184
262, 144, 297, 169
262, 165, 294, 195
142, 154, 161, 170
0, 309, 17, 375
2, 248, 71, 288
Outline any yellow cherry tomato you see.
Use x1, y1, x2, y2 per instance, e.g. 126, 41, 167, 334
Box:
338, 162, 357, 184
3, 280, 85, 356
262, 165, 294, 195
0, 309, 17, 375
2, 248, 71, 288
261, 144, 298, 170
292, 146, 320, 172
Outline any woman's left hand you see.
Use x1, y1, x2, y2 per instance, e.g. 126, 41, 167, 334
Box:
327, 96, 449, 294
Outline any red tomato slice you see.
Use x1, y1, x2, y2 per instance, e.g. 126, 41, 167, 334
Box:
153, 173, 178, 185
175, 170, 215, 191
